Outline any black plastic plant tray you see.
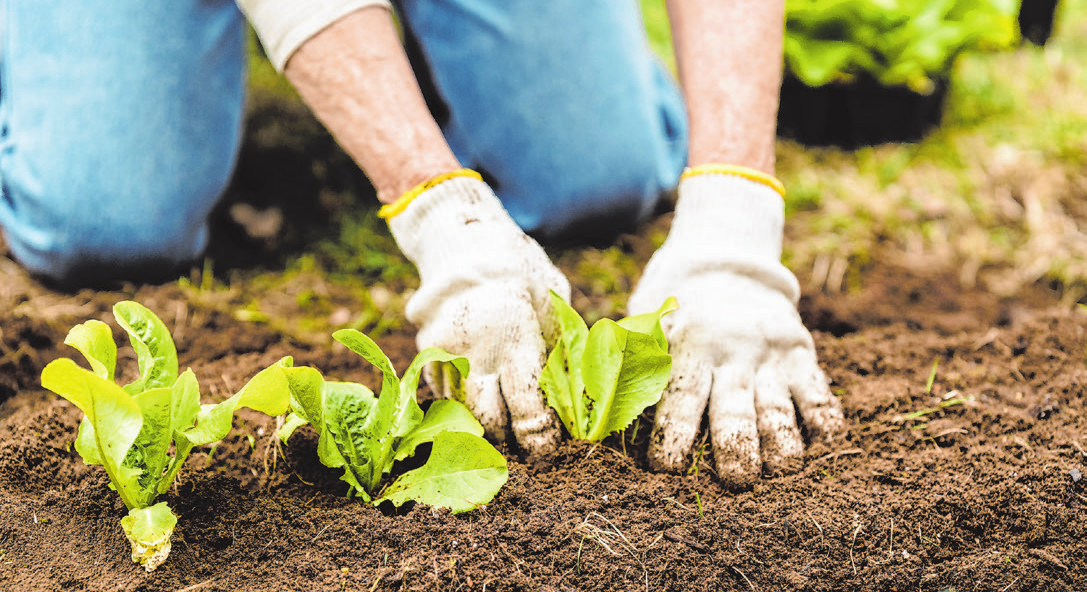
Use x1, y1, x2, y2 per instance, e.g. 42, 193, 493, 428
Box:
1019, 0, 1059, 46
777, 74, 947, 150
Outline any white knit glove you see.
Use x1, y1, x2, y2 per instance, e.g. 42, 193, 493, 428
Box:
627, 167, 844, 480
385, 171, 568, 454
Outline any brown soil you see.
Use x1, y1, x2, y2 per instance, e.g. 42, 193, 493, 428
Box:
0, 93, 1083, 589
1, 240, 1083, 592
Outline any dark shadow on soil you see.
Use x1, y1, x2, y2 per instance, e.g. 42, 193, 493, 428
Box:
205, 86, 377, 274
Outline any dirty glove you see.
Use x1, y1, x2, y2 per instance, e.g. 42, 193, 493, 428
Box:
383, 170, 568, 454
627, 165, 844, 480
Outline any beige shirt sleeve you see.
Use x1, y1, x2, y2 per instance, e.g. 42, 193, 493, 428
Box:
236, 0, 393, 71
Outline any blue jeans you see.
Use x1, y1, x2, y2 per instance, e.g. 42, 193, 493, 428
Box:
0, 1, 247, 287
397, 0, 688, 241
0, 0, 687, 286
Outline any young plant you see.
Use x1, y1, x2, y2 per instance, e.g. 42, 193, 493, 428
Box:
540, 292, 676, 441
275, 329, 507, 513
40, 302, 292, 571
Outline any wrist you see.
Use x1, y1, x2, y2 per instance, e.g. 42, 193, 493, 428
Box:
642, 170, 799, 306
386, 173, 524, 272
379, 168, 483, 218
670, 169, 786, 261
372, 157, 464, 206
681, 163, 785, 198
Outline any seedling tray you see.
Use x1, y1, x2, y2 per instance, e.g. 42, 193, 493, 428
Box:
1019, 0, 1059, 45
777, 74, 947, 150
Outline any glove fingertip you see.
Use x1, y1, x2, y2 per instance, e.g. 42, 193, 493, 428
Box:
804, 403, 846, 443
646, 441, 689, 474
647, 348, 713, 473
505, 382, 562, 456
647, 409, 703, 474
464, 373, 512, 446
514, 418, 561, 457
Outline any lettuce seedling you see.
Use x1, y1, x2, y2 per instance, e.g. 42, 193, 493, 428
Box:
40, 302, 291, 571
540, 292, 676, 441
275, 329, 507, 513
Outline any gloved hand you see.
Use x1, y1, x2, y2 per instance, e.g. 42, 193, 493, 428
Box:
627, 165, 844, 481
383, 170, 568, 454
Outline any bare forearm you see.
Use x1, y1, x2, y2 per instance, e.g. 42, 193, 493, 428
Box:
283, 6, 460, 203
666, 0, 784, 174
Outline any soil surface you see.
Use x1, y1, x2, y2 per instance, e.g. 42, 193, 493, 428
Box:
1, 234, 1083, 592
1, 93, 1085, 590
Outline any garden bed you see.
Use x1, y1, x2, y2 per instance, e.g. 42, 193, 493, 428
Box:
0, 240, 1083, 591
2, 25, 1086, 586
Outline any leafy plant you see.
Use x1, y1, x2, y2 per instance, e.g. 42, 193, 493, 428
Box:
540, 292, 676, 441
275, 329, 508, 513
40, 302, 292, 571
784, 0, 1019, 92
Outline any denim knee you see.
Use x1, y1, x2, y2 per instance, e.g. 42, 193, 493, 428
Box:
0, 0, 246, 287
398, 0, 689, 243
495, 115, 686, 244
0, 166, 231, 288
482, 58, 689, 243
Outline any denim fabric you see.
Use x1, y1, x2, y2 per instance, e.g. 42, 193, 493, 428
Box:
398, 0, 688, 242
0, 0, 686, 286
0, 0, 246, 287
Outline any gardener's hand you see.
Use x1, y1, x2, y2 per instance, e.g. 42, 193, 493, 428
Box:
627, 167, 843, 481
384, 170, 568, 454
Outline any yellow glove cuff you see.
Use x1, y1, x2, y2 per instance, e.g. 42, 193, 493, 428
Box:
377, 168, 484, 219
681, 163, 786, 198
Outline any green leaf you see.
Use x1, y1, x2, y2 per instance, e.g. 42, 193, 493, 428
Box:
583, 321, 672, 441
333, 330, 404, 492
398, 348, 468, 438
616, 295, 677, 353
126, 371, 201, 502
315, 382, 368, 482
113, 302, 178, 395
278, 413, 310, 444
540, 292, 589, 438
322, 380, 379, 500
542, 295, 674, 442
333, 329, 399, 406
153, 370, 203, 497
281, 364, 325, 428
74, 416, 101, 464
230, 355, 295, 417
378, 431, 508, 514
180, 357, 294, 448
275, 358, 384, 501
393, 400, 484, 462
168, 369, 203, 435
63, 319, 116, 381
549, 291, 590, 361
128, 386, 175, 506
542, 340, 583, 438
277, 334, 506, 508
41, 358, 144, 510
783, 0, 1018, 86
120, 502, 177, 571
331, 331, 468, 495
